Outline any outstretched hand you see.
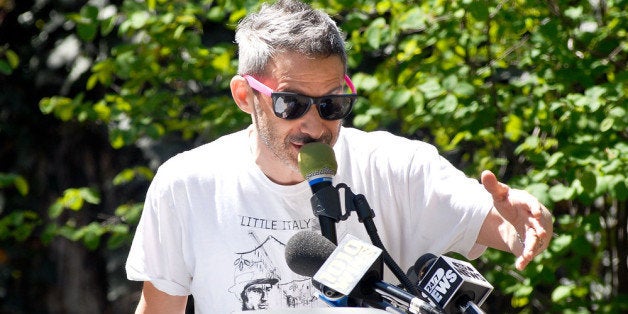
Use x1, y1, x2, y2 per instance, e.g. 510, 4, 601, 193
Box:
481, 170, 553, 270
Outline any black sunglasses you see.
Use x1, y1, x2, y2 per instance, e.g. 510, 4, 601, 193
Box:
243, 75, 357, 121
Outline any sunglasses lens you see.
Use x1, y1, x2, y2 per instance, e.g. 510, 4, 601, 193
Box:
318, 96, 355, 120
273, 94, 310, 120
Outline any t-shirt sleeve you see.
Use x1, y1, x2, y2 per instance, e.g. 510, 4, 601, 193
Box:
125, 167, 191, 296
408, 147, 493, 260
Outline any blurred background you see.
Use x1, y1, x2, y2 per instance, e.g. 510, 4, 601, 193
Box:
0, 0, 626, 313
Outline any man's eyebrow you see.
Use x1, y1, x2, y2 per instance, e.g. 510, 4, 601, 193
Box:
282, 85, 344, 96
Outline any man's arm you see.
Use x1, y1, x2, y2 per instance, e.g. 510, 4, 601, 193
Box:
135, 281, 188, 314
477, 170, 554, 270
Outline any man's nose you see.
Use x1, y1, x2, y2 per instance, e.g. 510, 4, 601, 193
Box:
297, 104, 326, 139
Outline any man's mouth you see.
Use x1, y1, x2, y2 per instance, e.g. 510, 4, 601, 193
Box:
291, 139, 316, 151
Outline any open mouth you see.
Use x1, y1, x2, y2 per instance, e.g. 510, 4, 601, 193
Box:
291, 139, 315, 151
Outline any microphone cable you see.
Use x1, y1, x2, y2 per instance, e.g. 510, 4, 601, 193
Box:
344, 186, 420, 297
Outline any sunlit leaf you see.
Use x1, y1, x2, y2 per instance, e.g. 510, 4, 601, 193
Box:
504, 114, 523, 142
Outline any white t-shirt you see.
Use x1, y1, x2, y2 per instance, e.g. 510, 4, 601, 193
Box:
126, 126, 493, 313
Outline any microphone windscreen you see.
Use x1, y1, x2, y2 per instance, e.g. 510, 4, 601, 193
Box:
297, 142, 337, 181
414, 253, 438, 279
285, 230, 337, 277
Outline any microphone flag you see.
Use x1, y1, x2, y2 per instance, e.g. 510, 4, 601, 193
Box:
418, 255, 493, 312
313, 234, 383, 297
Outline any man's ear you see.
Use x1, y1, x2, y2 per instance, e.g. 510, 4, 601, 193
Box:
230, 75, 254, 114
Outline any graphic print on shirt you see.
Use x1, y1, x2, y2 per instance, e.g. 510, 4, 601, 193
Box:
229, 216, 321, 310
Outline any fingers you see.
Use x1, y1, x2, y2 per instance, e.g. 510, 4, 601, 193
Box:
515, 226, 550, 271
481, 169, 553, 270
480, 170, 509, 201
511, 189, 548, 238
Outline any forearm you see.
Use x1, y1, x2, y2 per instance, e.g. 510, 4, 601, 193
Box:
135, 281, 188, 314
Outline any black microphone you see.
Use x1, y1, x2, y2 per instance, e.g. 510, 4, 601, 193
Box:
411, 254, 493, 314
298, 142, 342, 244
285, 230, 443, 313
285, 229, 337, 278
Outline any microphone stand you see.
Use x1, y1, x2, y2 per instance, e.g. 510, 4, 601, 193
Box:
338, 184, 420, 297
309, 183, 421, 296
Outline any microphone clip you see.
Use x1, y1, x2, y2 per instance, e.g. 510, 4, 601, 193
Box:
310, 183, 375, 225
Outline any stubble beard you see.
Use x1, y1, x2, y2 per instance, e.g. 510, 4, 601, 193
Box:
252, 102, 336, 174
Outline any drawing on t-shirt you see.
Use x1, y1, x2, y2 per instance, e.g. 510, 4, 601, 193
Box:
229, 231, 318, 310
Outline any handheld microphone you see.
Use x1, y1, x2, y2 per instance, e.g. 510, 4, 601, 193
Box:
298, 142, 342, 244
285, 230, 443, 314
411, 254, 493, 314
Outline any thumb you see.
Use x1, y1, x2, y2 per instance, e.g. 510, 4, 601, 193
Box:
481, 170, 509, 201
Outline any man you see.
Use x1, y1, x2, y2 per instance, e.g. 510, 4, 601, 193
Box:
239, 278, 278, 310
126, 0, 553, 312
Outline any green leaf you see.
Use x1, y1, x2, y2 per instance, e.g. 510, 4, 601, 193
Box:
579, 170, 597, 192
82, 222, 104, 250
106, 224, 130, 249
129, 11, 150, 29
107, 232, 129, 249
418, 79, 444, 99
546, 152, 565, 167
101, 16, 117, 36
551, 234, 573, 253
41, 224, 58, 245
504, 114, 523, 142
113, 169, 136, 185
433, 94, 457, 114
549, 184, 575, 201
551, 285, 574, 302
0, 60, 12, 75
612, 178, 628, 201
467, 1, 489, 20
398, 7, 426, 31
6, 49, 19, 68
513, 285, 533, 298
564, 6, 584, 20
48, 202, 64, 219
365, 18, 387, 50
453, 82, 475, 98
77, 22, 98, 42
600, 117, 614, 132
79, 188, 100, 204
387, 89, 412, 109
115, 203, 143, 224
62, 189, 85, 211
147, 0, 156, 11
525, 183, 551, 206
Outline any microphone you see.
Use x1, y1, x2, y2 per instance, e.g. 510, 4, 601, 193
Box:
411, 254, 493, 314
285, 229, 337, 278
285, 230, 443, 313
298, 142, 342, 244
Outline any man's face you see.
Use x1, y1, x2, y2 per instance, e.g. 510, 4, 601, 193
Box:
249, 52, 346, 184
243, 283, 273, 310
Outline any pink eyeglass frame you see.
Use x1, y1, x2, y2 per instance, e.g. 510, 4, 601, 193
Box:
242, 74, 357, 96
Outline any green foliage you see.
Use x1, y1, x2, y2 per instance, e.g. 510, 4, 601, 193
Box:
8, 0, 625, 312
39, 1, 249, 149
43, 182, 146, 251
0, 45, 19, 75
0, 174, 37, 242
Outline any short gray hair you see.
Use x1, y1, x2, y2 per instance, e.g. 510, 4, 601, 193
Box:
235, 0, 347, 76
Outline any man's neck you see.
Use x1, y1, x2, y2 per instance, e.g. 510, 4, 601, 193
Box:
248, 126, 304, 185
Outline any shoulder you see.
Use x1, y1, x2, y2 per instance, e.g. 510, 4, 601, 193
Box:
153, 129, 250, 185
336, 127, 439, 162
